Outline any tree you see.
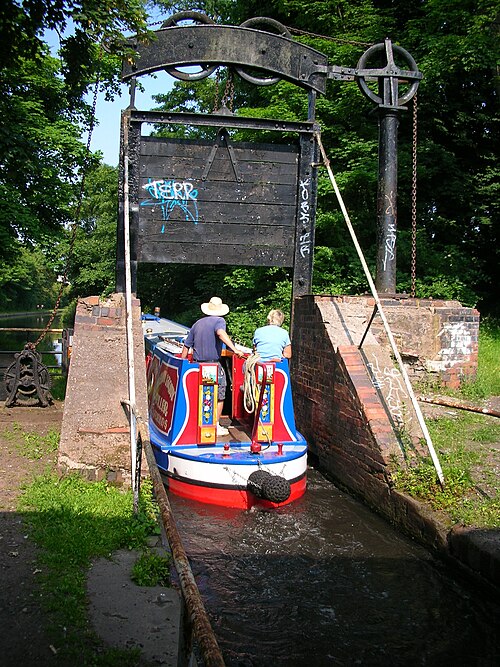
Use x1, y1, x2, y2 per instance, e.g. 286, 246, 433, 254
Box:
0, 0, 149, 311
146, 0, 499, 316
64, 164, 120, 298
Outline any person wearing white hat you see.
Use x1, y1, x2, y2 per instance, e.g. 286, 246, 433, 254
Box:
181, 297, 243, 436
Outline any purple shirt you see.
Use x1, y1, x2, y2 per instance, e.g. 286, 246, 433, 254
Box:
184, 316, 226, 361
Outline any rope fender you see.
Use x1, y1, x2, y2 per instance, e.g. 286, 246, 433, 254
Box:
247, 470, 291, 504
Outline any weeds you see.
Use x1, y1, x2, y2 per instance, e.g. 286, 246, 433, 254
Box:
392, 413, 500, 529
132, 551, 171, 587
2, 422, 59, 460
18, 474, 161, 665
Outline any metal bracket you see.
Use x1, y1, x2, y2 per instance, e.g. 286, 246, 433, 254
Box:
202, 128, 242, 182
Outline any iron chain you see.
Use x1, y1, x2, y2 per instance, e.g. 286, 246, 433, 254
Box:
410, 91, 418, 298
33, 44, 103, 349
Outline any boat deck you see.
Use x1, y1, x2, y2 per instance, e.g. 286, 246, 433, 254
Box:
218, 418, 252, 443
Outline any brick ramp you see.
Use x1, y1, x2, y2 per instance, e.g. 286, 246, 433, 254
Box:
58, 293, 148, 484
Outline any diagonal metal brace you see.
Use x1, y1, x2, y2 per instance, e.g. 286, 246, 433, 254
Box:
202, 128, 242, 182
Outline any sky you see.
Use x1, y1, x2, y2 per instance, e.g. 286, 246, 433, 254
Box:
87, 71, 174, 166
45, 10, 175, 167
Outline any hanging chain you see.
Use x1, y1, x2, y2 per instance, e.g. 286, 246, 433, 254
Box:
31, 44, 103, 349
212, 68, 221, 112
410, 91, 418, 298
220, 69, 235, 112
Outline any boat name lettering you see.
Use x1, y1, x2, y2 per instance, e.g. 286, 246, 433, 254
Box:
162, 373, 176, 401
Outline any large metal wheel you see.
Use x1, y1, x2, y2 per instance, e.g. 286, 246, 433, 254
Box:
235, 18, 291, 86
162, 11, 218, 81
357, 41, 420, 107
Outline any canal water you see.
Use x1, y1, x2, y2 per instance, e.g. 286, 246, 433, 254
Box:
0, 312, 62, 401
169, 469, 500, 666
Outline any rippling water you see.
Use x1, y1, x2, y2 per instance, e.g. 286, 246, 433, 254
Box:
169, 468, 500, 666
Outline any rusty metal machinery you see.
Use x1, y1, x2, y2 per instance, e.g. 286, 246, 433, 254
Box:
4, 344, 53, 407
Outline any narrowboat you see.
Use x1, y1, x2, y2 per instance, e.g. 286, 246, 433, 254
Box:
142, 314, 308, 509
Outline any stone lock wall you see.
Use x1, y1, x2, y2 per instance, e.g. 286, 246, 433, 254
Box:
58, 293, 148, 486
341, 295, 479, 389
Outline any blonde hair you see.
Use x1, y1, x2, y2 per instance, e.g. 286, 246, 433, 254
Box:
267, 309, 285, 326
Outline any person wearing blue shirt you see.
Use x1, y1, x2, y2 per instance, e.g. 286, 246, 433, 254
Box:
252, 309, 292, 361
181, 296, 243, 437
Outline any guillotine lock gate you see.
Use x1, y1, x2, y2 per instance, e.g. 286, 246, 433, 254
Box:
116, 12, 422, 300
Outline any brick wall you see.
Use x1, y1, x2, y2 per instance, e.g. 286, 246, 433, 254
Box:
291, 295, 405, 508
291, 294, 483, 532
291, 295, 480, 497
316, 295, 479, 389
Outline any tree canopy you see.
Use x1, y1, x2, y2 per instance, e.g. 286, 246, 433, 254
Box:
0, 0, 149, 310
0, 0, 498, 328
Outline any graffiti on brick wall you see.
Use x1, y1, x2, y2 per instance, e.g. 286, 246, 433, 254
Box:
367, 353, 409, 427
437, 321, 472, 359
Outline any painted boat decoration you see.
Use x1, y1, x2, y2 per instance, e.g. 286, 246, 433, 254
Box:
142, 314, 308, 509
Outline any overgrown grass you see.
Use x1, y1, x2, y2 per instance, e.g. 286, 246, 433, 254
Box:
393, 413, 500, 528
18, 473, 163, 665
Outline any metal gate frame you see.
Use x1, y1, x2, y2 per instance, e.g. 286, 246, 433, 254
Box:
116, 13, 422, 300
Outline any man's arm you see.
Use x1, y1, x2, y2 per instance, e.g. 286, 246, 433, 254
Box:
283, 344, 292, 359
181, 345, 189, 359
216, 328, 244, 357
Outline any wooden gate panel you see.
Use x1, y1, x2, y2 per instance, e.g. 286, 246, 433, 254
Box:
135, 136, 299, 266
138, 220, 293, 244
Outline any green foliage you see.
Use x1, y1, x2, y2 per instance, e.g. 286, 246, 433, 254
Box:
0, 1, 149, 312
50, 375, 68, 401
18, 474, 160, 663
60, 299, 78, 328
459, 319, 500, 399
393, 413, 500, 528
138, 264, 293, 346
2, 423, 60, 460
1, 0, 498, 321
131, 551, 172, 587
142, 0, 497, 319
66, 164, 120, 299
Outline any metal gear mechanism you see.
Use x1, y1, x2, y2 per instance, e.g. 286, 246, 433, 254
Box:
4, 345, 52, 407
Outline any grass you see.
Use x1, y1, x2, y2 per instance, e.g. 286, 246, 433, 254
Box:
131, 551, 172, 587
395, 319, 500, 528
2, 422, 59, 460
392, 413, 500, 529
455, 318, 500, 399
18, 472, 166, 665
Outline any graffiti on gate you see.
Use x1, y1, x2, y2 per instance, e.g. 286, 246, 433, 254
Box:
141, 178, 199, 230
298, 178, 312, 258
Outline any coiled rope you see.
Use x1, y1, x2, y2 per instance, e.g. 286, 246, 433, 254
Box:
243, 353, 261, 413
